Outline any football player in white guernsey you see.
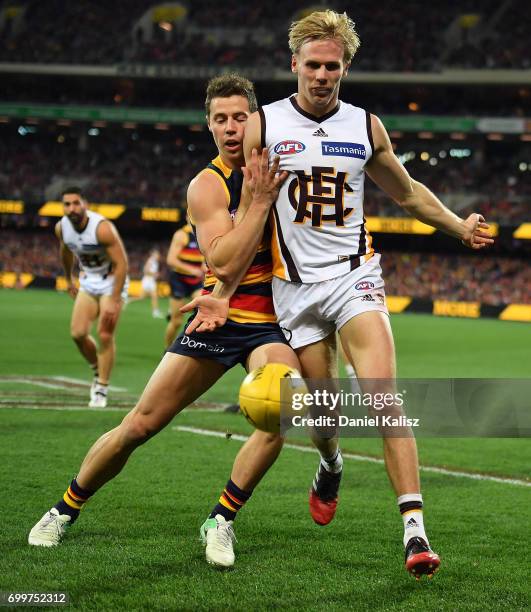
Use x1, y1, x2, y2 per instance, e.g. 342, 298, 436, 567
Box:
187, 10, 494, 579
133, 249, 163, 318
56, 187, 129, 408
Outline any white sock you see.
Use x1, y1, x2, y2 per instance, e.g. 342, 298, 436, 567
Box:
94, 382, 108, 397
398, 493, 429, 547
320, 449, 343, 474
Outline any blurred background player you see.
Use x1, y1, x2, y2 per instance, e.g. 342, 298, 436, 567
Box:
134, 248, 163, 318
56, 187, 129, 408
164, 224, 204, 347
29, 75, 297, 571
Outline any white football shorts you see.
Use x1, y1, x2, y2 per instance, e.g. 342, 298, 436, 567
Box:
141, 275, 157, 293
272, 253, 388, 349
80, 272, 129, 301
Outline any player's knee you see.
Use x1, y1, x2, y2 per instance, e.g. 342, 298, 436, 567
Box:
256, 430, 284, 447
123, 412, 159, 445
171, 312, 183, 325
71, 328, 87, 343
98, 329, 114, 346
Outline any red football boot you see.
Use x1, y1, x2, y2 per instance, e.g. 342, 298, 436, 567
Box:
405, 537, 441, 580
309, 462, 342, 526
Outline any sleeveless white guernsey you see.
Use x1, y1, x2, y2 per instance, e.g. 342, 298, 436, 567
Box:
261, 95, 375, 283
60, 210, 112, 276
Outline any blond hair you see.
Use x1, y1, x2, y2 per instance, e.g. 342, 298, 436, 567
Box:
288, 10, 360, 64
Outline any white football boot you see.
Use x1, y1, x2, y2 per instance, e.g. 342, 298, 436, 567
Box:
88, 384, 108, 408
200, 514, 236, 568
90, 377, 98, 403
28, 508, 71, 547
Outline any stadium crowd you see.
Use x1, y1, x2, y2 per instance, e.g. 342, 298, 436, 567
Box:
1, 126, 528, 223
1, 231, 528, 307
0, 231, 167, 280
0, 0, 528, 70
0, 129, 210, 209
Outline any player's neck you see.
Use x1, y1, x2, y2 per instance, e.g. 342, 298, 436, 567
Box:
295, 93, 339, 118
219, 153, 244, 171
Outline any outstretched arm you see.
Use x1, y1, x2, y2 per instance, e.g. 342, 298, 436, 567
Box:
366, 114, 494, 249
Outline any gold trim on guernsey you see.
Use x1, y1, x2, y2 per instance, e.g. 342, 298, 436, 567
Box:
228, 308, 277, 324
202, 168, 230, 204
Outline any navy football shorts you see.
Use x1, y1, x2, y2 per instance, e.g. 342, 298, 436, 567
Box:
167, 313, 289, 369
169, 271, 202, 299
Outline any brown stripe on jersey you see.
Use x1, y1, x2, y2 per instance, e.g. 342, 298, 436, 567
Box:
272, 204, 301, 283
289, 95, 341, 124
349, 254, 362, 272
258, 107, 266, 149
354, 216, 367, 265
366, 111, 374, 156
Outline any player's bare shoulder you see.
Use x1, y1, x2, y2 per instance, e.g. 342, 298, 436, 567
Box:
188, 168, 226, 203
95, 218, 120, 246
54, 220, 63, 240
187, 167, 229, 223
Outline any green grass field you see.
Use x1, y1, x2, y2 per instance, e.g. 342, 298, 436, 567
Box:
0, 289, 530, 610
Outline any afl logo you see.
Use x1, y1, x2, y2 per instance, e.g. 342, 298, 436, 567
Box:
355, 281, 375, 291
274, 140, 305, 155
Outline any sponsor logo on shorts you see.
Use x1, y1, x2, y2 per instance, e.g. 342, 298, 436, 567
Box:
180, 335, 225, 353
322, 141, 366, 159
361, 294, 375, 302
274, 140, 305, 155
355, 281, 375, 291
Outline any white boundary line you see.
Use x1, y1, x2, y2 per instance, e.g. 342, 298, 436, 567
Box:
0, 378, 67, 390
174, 425, 531, 488
0, 375, 127, 393
0, 402, 225, 413
51, 376, 127, 392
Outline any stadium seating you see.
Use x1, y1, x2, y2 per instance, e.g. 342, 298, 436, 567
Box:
1, 0, 528, 70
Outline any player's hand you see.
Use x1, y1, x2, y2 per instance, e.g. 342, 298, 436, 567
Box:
192, 267, 205, 278
242, 148, 289, 209
461, 213, 494, 249
66, 280, 78, 299
100, 298, 121, 330
180, 294, 229, 334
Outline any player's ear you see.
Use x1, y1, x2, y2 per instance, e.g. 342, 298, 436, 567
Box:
206, 115, 212, 133
291, 54, 298, 73
343, 61, 351, 77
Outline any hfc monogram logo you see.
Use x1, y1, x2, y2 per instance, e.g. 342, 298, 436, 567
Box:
287, 166, 353, 226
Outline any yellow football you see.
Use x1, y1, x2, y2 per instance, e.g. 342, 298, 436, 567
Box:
239, 363, 307, 433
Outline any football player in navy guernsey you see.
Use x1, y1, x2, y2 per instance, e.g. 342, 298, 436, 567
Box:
29, 75, 301, 570
187, 10, 494, 579
55, 187, 129, 408
164, 224, 205, 347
